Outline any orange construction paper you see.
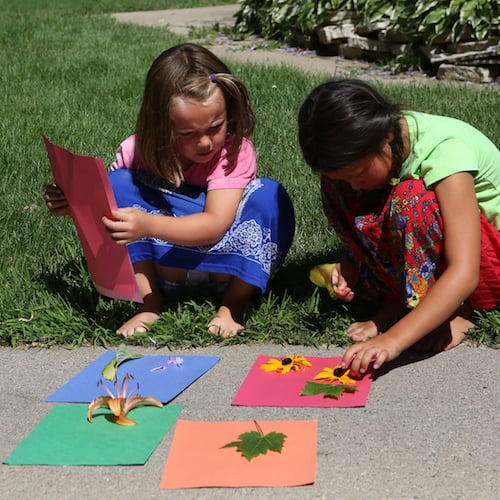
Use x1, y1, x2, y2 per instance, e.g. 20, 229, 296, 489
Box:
43, 136, 142, 302
160, 419, 317, 489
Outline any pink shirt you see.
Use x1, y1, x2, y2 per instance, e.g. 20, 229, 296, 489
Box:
110, 135, 256, 191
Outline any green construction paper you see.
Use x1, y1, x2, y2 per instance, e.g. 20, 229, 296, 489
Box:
4, 404, 183, 465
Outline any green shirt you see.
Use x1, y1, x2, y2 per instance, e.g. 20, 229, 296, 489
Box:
401, 111, 500, 230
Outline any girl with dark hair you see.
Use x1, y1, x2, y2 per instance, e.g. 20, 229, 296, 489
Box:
45, 43, 294, 338
298, 79, 499, 374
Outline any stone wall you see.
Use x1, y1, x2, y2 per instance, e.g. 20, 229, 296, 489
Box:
315, 12, 499, 83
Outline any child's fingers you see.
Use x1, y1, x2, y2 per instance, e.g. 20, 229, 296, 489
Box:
44, 184, 66, 201
101, 215, 113, 229
341, 344, 359, 369
101, 216, 123, 236
102, 209, 129, 226
44, 183, 60, 194
333, 285, 355, 302
333, 265, 355, 301
331, 265, 340, 285
332, 264, 345, 287
102, 215, 136, 245
45, 192, 65, 203
342, 343, 386, 374
357, 348, 387, 373
46, 198, 66, 208
371, 351, 388, 370
44, 184, 69, 214
45, 196, 70, 216
48, 206, 70, 216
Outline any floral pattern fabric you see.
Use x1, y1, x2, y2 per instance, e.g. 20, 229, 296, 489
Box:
321, 178, 445, 308
322, 176, 500, 309
109, 169, 295, 294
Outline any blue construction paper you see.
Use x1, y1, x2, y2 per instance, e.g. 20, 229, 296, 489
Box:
45, 350, 220, 403
4, 404, 183, 465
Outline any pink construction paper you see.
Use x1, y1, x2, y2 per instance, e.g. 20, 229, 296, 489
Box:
43, 136, 142, 302
160, 419, 317, 489
232, 355, 374, 407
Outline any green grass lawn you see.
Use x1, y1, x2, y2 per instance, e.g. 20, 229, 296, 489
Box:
1, 0, 498, 348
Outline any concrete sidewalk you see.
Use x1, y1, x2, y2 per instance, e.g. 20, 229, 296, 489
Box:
111, 4, 427, 82
112, 4, 240, 36
1, 343, 498, 499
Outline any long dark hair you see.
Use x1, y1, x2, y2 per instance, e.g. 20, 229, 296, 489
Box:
298, 79, 404, 177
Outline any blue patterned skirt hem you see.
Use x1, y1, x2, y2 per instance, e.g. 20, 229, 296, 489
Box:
108, 169, 295, 294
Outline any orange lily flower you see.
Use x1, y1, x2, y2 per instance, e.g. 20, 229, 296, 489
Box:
87, 374, 163, 426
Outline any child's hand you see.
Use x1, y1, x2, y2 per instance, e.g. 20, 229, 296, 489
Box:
346, 320, 379, 342
332, 262, 355, 302
44, 184, 70, 216
342, 333, 403, 374
102, 207, 150, 244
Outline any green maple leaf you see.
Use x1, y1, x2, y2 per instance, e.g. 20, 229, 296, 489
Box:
221, 429, 287, 461
300, 381, 358, 399
102, 344, 144, 381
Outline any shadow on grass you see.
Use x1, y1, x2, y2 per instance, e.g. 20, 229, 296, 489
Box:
271, 253, 380, 321
34, 251, 371, 347
39, 252, 350, 310
36, 257, 136, 331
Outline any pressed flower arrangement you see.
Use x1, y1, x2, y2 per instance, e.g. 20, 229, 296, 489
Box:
260, 355, 361, 400
88, 345, 165, 426
302, 364, 360, 399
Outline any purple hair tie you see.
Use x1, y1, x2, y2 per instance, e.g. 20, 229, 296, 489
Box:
210, 73, 217, 83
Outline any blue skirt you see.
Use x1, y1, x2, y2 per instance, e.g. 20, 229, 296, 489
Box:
108, 169, 295, 294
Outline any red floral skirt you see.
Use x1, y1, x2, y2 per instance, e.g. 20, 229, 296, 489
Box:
321, 177, 500, 310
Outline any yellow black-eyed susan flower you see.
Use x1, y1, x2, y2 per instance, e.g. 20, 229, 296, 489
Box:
313, 364, 358, 385
260, 355, 312, 374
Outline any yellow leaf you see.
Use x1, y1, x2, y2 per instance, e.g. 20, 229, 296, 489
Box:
309, 263, 337, 298
102, 358, 118, 382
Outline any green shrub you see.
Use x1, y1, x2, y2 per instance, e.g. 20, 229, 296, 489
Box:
368, 0, 499, 44
235, 0, 499, 48
235, 0, 344, 46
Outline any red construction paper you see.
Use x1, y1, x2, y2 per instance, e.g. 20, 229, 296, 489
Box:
160, 419, 317, 489
43, 136, 142, 302
232, 355, 374, 407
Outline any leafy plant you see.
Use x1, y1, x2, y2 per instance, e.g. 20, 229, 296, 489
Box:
235, 0, 343, 46
235, 0, 499, 59
367, 0, 499, 44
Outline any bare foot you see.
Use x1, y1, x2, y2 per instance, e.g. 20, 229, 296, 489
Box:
207, 277, 256, 337
346, 320, 378, 341
208, 305, 244, 338
412, 303, 475, 352
119, 260, 166, 337
444, 314, 475, 350
117, 311, 160, 337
